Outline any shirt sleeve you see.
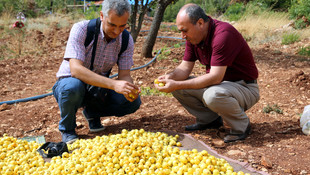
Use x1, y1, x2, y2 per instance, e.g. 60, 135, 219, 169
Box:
117, 33, 134, 70
63, 21, 88, 61
183, 41, 197, 62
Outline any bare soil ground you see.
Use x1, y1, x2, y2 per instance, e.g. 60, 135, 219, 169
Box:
0, 20, 310, 175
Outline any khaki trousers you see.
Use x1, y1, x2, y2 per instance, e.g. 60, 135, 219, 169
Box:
172, 80, 260, 134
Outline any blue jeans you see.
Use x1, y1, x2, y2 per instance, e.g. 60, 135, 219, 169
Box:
52, 77, 141, 132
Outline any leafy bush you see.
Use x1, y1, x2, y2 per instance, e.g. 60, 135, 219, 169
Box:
281, 33, 300, 45
84, 3, 101, 20
289, 0, 310, 29
224, 3, 245, 21
243, 1, 269, 16
0, 0, 69, 18
203, 0, 231, 15
254, 0, 292, 10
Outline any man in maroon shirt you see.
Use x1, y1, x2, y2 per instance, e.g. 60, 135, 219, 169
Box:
155, 3, 260, 143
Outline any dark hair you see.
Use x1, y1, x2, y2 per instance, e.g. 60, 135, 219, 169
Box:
185, 4, 209, 24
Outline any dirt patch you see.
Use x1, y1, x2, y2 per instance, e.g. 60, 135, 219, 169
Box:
0, 21, 310, 175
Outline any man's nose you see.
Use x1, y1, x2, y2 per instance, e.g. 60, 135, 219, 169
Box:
114, 27, 121, 35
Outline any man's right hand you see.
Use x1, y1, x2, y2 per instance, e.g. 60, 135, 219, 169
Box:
114, 80, 140, 102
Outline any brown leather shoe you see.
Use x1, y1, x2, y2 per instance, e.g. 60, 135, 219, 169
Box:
185, 117, 223, 131
224, 124, 252, 143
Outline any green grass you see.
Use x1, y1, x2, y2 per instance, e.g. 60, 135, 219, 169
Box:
281, 33, 300, 45
157, 46, 171, 61
140, 87, 172, 97
298, 46, 310, 56
173, 43, 181, 48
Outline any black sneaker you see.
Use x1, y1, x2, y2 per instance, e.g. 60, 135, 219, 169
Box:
82, 110, 105, 133
61, 130, 78, 144
185, 117, 223, 131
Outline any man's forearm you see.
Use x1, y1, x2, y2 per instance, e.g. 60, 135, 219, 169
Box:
70, 59, 117, 90
168, 68, 191, 81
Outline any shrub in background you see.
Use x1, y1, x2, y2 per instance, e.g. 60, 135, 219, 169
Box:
224, 2, 245, 21
298, 46, 310, 56
84, 3, 101, 20
254, 0, 292, 10
281, 32, 300, 45
243, 1, 270, 16
204, 0, 231, 15
289, 0, 310, 29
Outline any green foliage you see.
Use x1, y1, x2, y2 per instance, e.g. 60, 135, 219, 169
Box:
281, 33, 300, 45
298, 46, 310, 56
157, 46, 171, 60
84, 3, 101, 20
254, 0, 292, 10
0, 0, 69, 18
201, 0, 231, 15
140, 87, 172, 97
243, 1, 269, 16
224, 3, 245, 21
263, 104, 283, 114
162, 0, 231, 22
173, 43, 181, 48
289, 0, 310, 29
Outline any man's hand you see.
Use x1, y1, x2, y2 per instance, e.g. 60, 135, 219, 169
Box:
154, 78, 177, 93
114, 80, 140, 102
127, 88, 141, 102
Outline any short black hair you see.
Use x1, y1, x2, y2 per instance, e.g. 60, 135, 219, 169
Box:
185, 4, 209, 24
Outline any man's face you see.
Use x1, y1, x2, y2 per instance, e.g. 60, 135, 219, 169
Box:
100, 10, 129, 41
176, 11, 204, 45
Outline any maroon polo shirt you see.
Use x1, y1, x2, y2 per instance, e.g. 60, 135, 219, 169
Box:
183, 17, 258, 81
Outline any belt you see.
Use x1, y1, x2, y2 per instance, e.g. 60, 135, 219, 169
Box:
244, 79, 257, 84
57, 76, 71, 80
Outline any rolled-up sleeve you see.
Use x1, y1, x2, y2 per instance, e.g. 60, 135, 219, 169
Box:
64, 21, 88, 62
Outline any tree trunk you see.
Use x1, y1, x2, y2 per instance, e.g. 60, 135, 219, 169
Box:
130, 0, 154, 42
130, 0, 139, 39
141, 0, 176, 58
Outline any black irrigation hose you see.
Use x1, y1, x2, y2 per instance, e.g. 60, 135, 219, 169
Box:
0, 36, 184, 105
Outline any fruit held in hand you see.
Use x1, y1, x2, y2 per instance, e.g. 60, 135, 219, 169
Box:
129, 89, 139, 99
129, 93, 135, 99
154, 79, 165, 87
154, 79, 159, 84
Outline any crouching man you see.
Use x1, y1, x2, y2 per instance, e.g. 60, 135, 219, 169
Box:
53, 0, 141, 143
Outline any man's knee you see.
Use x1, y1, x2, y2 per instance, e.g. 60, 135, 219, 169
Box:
127, 97, 142, 114
203, 87, 227, 109
116, 97, 141, 117
55, 78, 85, 103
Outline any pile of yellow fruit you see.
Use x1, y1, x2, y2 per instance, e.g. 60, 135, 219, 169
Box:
0, 129, 251, 175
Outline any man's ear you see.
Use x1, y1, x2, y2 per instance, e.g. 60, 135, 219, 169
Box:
197, 18, 205, 28
100, 11, 104, 21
